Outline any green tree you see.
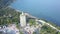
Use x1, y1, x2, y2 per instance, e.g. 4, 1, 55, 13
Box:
29, 19, 36, 26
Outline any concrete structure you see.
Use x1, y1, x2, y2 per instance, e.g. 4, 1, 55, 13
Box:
20, 12, 42, 34
20, 12, 26, 27
20, 12, 38, 27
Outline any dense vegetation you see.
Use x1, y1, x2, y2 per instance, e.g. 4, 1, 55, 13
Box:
29, 19, 36, 26
40, 25, 57, 34
40, 19, 60, 34
0, 7, 21, 25
40, 25, 60, 34
41, 18, 60, 29
0, 7, 60, 34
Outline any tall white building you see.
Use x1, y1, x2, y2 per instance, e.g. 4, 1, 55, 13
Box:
20, 12, 26, 27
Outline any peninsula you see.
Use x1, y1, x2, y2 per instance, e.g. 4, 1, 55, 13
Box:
0, 7, 60, 34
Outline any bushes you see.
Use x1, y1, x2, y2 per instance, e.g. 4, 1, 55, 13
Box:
29, 19, 36, 26
0, 7, 20, 25
40, 25, 57, 34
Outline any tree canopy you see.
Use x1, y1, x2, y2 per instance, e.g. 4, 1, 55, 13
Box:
0, 7, 21, 25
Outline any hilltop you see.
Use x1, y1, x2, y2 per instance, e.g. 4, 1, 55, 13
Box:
0, 7, 60, 34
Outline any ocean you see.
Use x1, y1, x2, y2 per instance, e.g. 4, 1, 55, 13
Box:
11, 0, 60, 26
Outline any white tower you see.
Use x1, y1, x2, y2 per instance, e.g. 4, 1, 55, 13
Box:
20, 12, 26, 27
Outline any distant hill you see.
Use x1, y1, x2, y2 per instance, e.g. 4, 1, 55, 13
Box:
0, 0, 15, 9
0, 7, 21, 25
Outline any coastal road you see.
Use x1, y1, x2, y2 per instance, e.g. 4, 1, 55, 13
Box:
38, 20, 60, 32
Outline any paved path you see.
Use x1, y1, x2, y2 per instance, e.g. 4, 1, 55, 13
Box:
38, 20, 60, 32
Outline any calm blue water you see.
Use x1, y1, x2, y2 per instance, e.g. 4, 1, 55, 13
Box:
11, 0, 60, 26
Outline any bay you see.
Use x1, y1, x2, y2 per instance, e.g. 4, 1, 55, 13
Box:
11, 0, 60, 26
